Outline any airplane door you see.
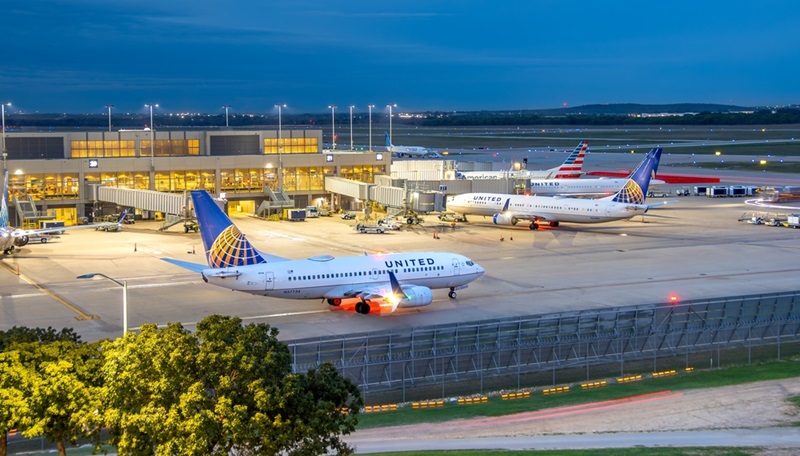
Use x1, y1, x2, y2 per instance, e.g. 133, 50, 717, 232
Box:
265, 272, 274, 290
451, 258, 461, 277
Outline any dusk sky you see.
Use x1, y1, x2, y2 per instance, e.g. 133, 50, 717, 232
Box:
3, 1, 800, 114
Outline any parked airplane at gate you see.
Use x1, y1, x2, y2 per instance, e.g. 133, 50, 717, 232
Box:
163, 190, 484, 314
385, 132, 439, 158
0, 170, 122, 254
446, 148, 665, 230
456, 141, 588, 180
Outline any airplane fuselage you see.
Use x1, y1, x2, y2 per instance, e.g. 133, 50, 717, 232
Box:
447, 193, 647, 224
528, 178, 665, 196
202, 251, 484, 299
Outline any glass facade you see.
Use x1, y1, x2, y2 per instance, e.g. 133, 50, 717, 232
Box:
140, 139, 200, 157
9, 172, 80, 201
264, 136, 318, 154
71, 140, 136, 158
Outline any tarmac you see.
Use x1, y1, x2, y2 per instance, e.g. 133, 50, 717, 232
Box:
1, 166, 799, 343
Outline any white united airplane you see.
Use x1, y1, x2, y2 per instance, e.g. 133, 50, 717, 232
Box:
385, 132, 440, 158
456, 141, 588, 180
446, 148, 665, 230
163, 190, 484, 315
0, 170, 122, 254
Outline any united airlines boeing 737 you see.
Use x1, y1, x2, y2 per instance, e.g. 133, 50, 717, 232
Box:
163, 190, 484, 314
457, 141, 588, 180
446, 148, 664, 230
385, 132, 439, 158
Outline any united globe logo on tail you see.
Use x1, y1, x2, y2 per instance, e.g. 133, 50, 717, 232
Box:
209, 225, 264, 268
611, 148, 661, 205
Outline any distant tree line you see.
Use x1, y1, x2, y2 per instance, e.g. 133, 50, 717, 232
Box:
4, 106, 800, 130
0, 316, 363, 456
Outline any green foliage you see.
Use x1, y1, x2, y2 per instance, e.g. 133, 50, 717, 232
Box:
100, 315, 362, 456
0, 327, 81, 352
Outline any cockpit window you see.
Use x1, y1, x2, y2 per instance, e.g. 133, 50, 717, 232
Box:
466, 261, 474, 266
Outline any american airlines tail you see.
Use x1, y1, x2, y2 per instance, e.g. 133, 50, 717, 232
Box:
191, 190, 287, 267
609, 148, 662, 204
550, 141, 588, 178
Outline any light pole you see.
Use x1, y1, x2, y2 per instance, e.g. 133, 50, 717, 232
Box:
1, 102, 10, 170
145, 103, 158, 181
387, 103, 397, 149
328, 105, 337, 150
105, 104, 114, 132
77, 273, 128, 336
349, 105, 355, 151
368, 104, 374, 152
223, 104, 231, 128
274, 104, 286, 189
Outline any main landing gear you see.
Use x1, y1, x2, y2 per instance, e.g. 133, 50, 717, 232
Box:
448, 287, 457, 299
529, 221, 559, 230
354, 300, 372, 314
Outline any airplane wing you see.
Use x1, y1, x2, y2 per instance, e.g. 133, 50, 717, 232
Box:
160, 258, 208, 273
11, 220, 122, 238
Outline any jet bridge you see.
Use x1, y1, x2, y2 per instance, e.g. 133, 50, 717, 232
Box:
95, 187, 190, 230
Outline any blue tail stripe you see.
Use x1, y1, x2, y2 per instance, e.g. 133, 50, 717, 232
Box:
611, 148, 662, 204
191, 190, 267, 268
384, 132, 391, 147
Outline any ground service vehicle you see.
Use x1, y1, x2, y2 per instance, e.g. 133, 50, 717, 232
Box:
788, 214, 800, 229
341, 211, 357, 220
286, 209, 306, 221
356, 223, 385, 234
305, 206, 320, 218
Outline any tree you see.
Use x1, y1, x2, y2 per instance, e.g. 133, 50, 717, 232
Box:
14, 341, 104, 456
0, 326, 86, 456
101, 316, 362, 455
0, 351, 31, 456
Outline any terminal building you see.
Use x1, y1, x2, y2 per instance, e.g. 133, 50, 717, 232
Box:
2, 128, 389, 225
2, 127, 523, 229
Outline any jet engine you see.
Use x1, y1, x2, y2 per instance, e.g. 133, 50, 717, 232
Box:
492, 213, 518, 226
14, 235, 29, 247
395, 285, 433, 308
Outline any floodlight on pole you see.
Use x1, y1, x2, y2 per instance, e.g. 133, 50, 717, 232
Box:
77, 273, 128, 336
328, 105, 337, 150
223, 104, 231, 128
105, 104, 114, 132
368, 104, 375, 152
386, 103, 397, 149
144, 103, 158, 178
274, 104, 286, 188
349, 105, 355, 151
1, 102, 10, 170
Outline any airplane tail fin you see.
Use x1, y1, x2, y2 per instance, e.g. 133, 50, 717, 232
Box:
552, 141, 588, 178
610, 148, 662, 204
190, 190, 268, 268
384, 131, 391, 147
1, 170, 9, 230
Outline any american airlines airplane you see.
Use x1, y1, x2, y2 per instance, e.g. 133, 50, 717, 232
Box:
0, 170, 121, 254
456, 141, 588, 180
163, 190, 485, 315
446, 148, 664, 230
385, 132, 439, 158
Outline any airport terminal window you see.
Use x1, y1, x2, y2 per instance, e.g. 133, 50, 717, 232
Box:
71, 140, 136, 158
263, 136, 318, 154
140, 139, 200, 157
